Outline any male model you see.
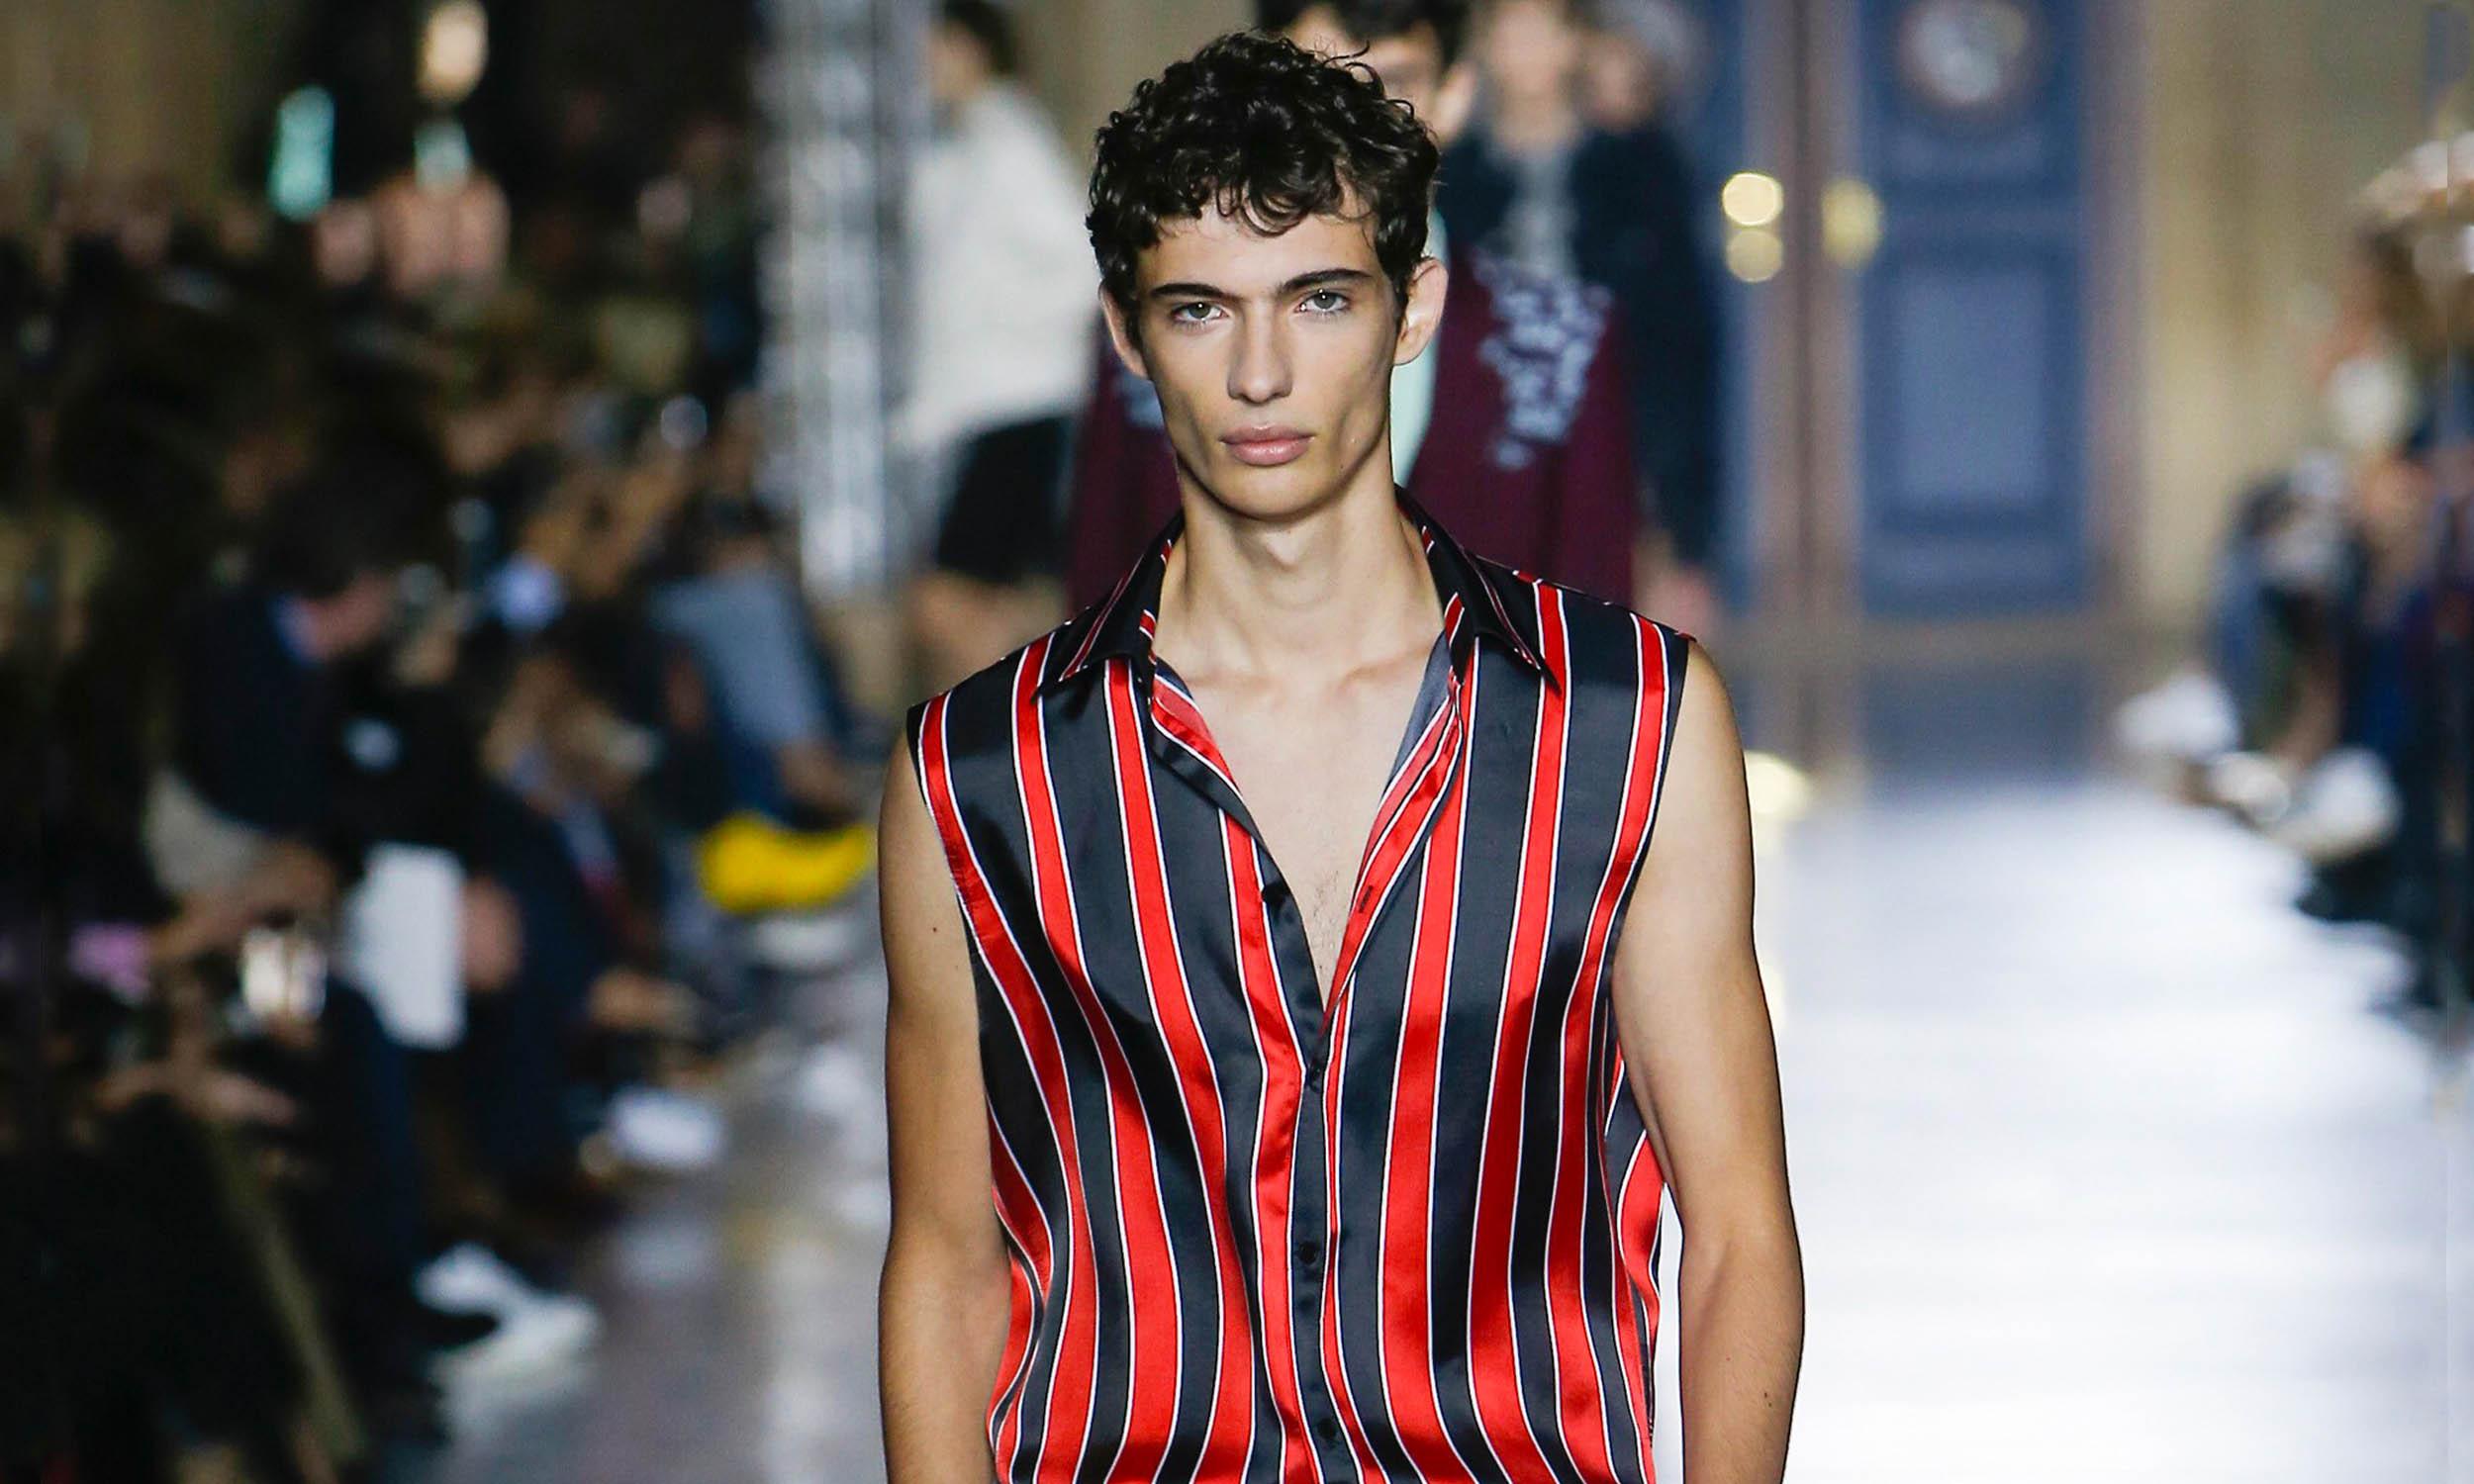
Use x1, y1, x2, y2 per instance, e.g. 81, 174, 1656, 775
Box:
882, 32, 1800, 1484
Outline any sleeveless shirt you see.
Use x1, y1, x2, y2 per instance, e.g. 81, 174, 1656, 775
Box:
906, 491, 1690, 1482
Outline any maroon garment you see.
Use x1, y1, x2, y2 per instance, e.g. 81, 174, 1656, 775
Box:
1065, 249, 1639, 608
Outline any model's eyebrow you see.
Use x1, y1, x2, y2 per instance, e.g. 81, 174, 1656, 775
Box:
1146, 267, 1377, 303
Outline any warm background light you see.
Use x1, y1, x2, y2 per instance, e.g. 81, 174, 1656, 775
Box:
1721, 168, 1785, 229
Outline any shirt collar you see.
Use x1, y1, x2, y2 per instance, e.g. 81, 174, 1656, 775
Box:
1042, 488, 1546, 694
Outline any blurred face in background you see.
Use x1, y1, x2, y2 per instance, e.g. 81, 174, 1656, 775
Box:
312, 200, 380, 289
306, 570, 400, 659
1102, 199, 1444, 524
1279, 6, 1476, 147
1579, 23, 1662, 130
927, 21, 995, 112
1480, 0, 1582, 111
112, 175, 177, 271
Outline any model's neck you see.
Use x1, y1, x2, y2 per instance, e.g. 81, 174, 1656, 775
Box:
1155, 466, 1440, 687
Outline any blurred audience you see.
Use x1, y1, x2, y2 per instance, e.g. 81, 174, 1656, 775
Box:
2116, 227, 2459, 1009
900, 0, 1096, 691
0, 78, 877, 1482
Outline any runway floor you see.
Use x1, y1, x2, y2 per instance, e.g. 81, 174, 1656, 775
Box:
415, 638, 2470, 1483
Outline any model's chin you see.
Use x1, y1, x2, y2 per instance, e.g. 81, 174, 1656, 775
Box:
1195, 456, 1351, 518
1211, 451, 1326, 490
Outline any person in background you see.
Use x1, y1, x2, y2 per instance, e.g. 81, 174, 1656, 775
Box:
1442, 0, 1723, 638
1063, 0, 1639, 609
901, 0, 1097, 689
1578, 0, 1699, 133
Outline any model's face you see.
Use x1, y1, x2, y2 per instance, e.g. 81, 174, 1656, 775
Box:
1281, 8, 1475, 147
1103, 201, 1445, 524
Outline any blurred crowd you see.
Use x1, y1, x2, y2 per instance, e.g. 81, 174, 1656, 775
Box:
0, 70, 881, 1484
2116, 219, 2470, 1012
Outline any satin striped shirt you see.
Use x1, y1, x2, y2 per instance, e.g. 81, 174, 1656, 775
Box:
906, 492, 1689, 1482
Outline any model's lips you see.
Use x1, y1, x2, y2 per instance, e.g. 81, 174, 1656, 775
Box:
1220, 425, 1312, 467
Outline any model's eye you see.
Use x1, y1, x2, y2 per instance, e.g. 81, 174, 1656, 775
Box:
1167, 301, 1219, 325
1300, 290, 1349, 314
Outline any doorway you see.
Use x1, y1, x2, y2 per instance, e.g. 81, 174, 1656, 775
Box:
1661, 0, 2105, 627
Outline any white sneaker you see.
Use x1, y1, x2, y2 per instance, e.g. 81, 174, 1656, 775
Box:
431, 1290, 601, 1387
2268, 747, 2401, 864
2202, 750, 2293, 826
605, 1085, 727, 1173
418, 1244, 601, 1386
2116, 669, 2240, 764
417, 1243, 547, 1318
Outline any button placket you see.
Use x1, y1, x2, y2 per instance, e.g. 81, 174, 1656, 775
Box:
1285, 1074, 1349, 1463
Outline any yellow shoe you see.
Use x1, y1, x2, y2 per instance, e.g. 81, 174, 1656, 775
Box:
695, 812, 877, 914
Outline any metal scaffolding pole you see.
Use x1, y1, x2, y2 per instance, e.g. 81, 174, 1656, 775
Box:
757, 0, 927, 601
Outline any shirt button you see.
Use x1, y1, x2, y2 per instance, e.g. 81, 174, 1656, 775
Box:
1313, 1417, 1343, 1445
1295, 1238, 1323, 1270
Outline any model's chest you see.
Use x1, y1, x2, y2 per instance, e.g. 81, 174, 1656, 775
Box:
1170, 662, 1436, 1001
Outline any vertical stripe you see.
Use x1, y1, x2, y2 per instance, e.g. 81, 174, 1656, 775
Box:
1067, 665, 1188, 1478
989, 1125, 1054, 1464
1462, 583, 1572, 1479
1114, 670, 1263, 1480
1601, 618, 1687, 1484
1376, 664, 1482, 1479
1321, 647, 1473, 1479
1223, 818, 1321, 1481
1014, 643, 1157, 1476
1544, 599, 1665, 1483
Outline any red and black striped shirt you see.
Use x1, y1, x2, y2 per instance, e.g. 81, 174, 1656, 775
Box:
907, 493, 1689, 1482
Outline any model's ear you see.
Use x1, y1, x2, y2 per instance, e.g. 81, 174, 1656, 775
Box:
1098, 287, 1150, 383
1428, 60, 1479, 149
1394, 254, 1449, 367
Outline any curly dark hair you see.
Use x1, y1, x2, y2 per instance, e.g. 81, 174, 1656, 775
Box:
1255, 0, 1472, 68
1087, 32, 1440, 329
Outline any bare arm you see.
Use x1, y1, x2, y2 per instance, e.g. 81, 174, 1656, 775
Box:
1610, 636, 1803, 1484
879, 730, 1011, 1483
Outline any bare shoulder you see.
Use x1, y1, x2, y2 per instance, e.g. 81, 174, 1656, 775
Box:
1605, 635, 1752, 994
1666, 634, 1746, 788
1638, 633, 1750, 885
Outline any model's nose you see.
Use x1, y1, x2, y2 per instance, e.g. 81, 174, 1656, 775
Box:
1227, 312, 1292, 407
